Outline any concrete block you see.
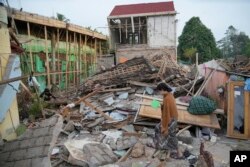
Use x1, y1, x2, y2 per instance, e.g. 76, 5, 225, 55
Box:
13, 159, 31, 167
9, 149, 26, 161
33, 127, 49, 137
26, 147, 44, 158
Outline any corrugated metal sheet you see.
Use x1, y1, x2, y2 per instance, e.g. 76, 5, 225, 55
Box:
0, 55, 21, 122
109, 1, 175, 16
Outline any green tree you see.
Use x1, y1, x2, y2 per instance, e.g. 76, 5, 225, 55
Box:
217, 26, 250, 58
178, 17, 220, 63
56, 13, 70, 23
184, 47, 197, 63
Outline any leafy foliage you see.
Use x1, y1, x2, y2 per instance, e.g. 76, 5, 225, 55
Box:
184, 47, 197, 63
56, 13, 70, 23
178, 17, 220, 63
217, 26, 250, 58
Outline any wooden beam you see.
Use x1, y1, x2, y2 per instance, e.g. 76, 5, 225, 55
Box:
128, 80, 156, 88
99, 41, 102, 56
68, 33, 72, 88
83, 100, 114, 121
11, 9, 107, 40
73, 32, 76, 86
27, 22, 33, 71
79, 34, 83, 84
65, 29, 69, 89
84, 35, 87, 78
94, 38, 97, 71
51, 30, 56, 84
135, 94, 189, 106
99, 87, 132, 93
57, 28, 61, 84
44, 25, 51, 87
20, 81, 33, 97
78, 34, 81, 86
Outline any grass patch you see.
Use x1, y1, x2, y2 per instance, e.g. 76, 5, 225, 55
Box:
15, 124, 27, 136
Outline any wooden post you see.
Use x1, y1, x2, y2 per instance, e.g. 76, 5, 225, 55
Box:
57, 28, 60, 85
99, 41, 102, 56
65, 29, 69, 89
78, 34, 82, 85
84, 35, 87, 78
68, 33, 71, 88
73, 32, 76, 85
94, 38, 97, 72
51, 30, 56, 84
27, 22, 34, 71
44, 25, 51, 87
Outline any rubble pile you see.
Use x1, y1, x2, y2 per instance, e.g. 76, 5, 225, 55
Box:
76, 50, 203, 97
221, 55, 250, 75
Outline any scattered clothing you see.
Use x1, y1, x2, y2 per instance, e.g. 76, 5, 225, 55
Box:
28, 76, 40, 87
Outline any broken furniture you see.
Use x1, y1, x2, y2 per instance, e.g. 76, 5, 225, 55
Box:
138, 98, 220, 129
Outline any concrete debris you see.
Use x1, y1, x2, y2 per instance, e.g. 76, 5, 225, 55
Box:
104, 96, 115, 106
109, 112, 127, 121
102, 130, 123, 143
116, 136, 137, 151
113, 150, 127, 158
177, 130, 194, 144
146, 87, 154, 95
87, 117, 105, 128
118, 92, 129, 99
131, 142, 145, 158
10, 50, 249, 167
64, 120, 75, 132
121, 124, 135, 133
51, 147, 60, 155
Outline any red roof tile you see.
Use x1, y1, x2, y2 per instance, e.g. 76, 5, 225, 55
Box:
109, 1, 175, 16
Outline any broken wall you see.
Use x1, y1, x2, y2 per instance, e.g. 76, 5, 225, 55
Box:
116, 45, 176, 64
147, 15, 176, 48
198, 60, 229, 110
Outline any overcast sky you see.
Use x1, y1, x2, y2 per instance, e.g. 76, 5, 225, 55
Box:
8, 0, 250, 41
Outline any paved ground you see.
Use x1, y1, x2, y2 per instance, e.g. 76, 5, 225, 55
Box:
0, 115, 63, 167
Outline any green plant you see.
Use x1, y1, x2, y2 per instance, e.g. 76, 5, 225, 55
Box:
15, 124, 27, 136
28, 100, 43, 117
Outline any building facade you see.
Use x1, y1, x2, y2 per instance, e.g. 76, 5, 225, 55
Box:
107, 1, 177, 63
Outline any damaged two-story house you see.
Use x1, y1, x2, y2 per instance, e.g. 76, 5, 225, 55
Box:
107, 1, 177, 63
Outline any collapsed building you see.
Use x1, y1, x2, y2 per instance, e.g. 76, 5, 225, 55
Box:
1, 1, 250, 167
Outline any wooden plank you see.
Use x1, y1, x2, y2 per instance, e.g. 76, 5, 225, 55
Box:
73, 32, 76, 86
57, 28, 60, 84
128, 80, 156, 88
11, 10, 107, 40
135, 94, 189, 106
27, 22, 33, 71
135, 101, 187, 110
139, 99, 220, 129
99, 87, 132, 93
84, 35, 87, 78
79, 34, 82, 84
65, 30, 69, 89
94, 38, 97, 71
51, 30, 56, 84
20, 81, 33, 97
44, 25, 51, 87
83, 100, 113, 121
